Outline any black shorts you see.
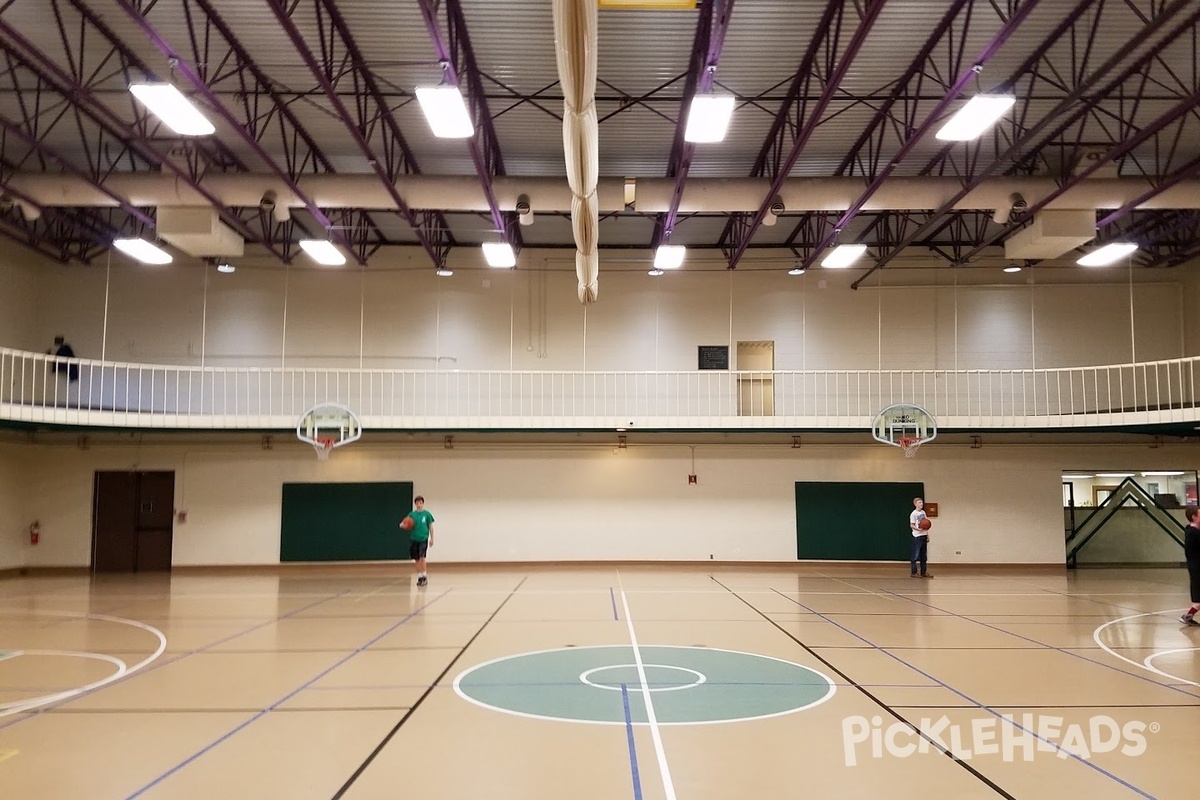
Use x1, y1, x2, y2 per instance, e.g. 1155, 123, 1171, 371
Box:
409, 540, 428, 560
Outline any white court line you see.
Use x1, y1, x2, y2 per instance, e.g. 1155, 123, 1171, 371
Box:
0, 651, 127, 709
1092, 611, 1200, 688
618, 575, 677, 800
0, 611, 167, 718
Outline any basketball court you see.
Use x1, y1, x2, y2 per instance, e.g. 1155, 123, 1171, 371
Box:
3, 1, 1200, 798
0, 564, 1196, 799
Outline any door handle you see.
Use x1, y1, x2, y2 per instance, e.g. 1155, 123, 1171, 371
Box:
141, 502, 153, 513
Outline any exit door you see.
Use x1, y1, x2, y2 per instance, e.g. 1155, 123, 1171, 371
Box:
737, 340, 775, 416
92, 471, 175, 572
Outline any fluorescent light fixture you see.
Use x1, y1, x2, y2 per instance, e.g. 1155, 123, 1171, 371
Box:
821, 243, 868, 269
1061, 474, 1093, 480
216, 263, 235, 274
654, 244, 686, 270
298, 239, 346, 266
648, 268, 665, 277
415, 85, 475, 138
1142, 471, 1185, 477
128, 83, 215, 136
436, 268, 454, 277
684, 94, 735, 143
482, 242, 516, 268
788, 267, 806, 276
935, 94, 1016, 141
1003, 265, 1022, 273
113, 238, 172, 264
1096, 472, 1134, 478
1077, 242, 1138, 267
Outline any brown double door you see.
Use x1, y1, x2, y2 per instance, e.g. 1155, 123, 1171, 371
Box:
92, 471, 175, 572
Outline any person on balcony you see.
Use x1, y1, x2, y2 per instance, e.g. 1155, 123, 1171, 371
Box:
47, 335, 78, 382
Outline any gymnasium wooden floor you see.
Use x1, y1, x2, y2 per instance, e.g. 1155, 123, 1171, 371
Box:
0, 564, 1197, 800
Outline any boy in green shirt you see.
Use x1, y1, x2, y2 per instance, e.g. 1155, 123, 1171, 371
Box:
403, 496, 435, 587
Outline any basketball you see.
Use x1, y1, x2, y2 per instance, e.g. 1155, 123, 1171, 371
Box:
919, 517, 932, 531
400, 517, 414, 531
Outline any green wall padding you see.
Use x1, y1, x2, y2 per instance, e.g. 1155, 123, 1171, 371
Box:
796, 481, 925, 560
280, 482, 414, 562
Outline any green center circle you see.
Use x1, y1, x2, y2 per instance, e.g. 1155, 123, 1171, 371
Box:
453, 646, 836, 725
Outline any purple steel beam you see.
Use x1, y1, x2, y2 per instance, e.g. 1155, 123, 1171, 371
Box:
779, 0, 973, 248
1095, 153, 1200, 231
791, 0, 1043, 272
0, 112, 153, 227
265, 0, 455, 269
715, 0, 846, 252
953, 85, 1200, 262
417, 0, 520, 250
722, 0, 887, 270
0, 17, 293, 263
651, 0, 736, 249
110, 0, 364, 264
854, 0, 1200, 286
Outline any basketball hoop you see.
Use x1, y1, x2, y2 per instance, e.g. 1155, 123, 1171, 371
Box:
872, 404, 937, 458
897, 435, 924, 459
296, 402, 363, 461
314, 436, 336, 461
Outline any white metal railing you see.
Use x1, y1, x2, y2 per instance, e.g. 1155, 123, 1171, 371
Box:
3, 346, 1200, 429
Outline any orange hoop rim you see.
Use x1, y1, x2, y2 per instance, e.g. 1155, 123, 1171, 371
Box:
897, 435, 924, 458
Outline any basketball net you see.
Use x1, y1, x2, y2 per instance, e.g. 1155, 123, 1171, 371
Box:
897, 435, 923, 459
315, 436, 336, 461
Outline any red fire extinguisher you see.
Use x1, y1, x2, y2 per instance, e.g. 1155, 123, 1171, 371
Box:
29, 521, 40, 546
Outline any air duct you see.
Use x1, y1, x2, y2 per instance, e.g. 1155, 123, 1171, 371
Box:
552, 0, 599, 303
9, 174, 1200, 216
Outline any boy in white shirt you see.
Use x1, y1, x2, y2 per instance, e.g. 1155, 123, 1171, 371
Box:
909, 497, 933, 578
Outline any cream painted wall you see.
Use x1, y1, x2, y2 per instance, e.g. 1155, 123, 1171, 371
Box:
1, 247, 1188, 373
12, 437, 1200, 569
0, 250, 42, 352
0, 444, 30, 569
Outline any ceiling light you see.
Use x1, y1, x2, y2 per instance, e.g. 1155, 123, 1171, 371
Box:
415, 85, 475, 138
788, 267, 806, 276
482, 242, 517, 268
436, 268, 454, 277
128, 83, 215, 136
1142, 471, 1186, 477
1096, 472, 1135, 478
821, 243, 868, 269
1003, 265, 1022, 273
216, 263, 235, 273
654, 245, 686, 270
298, 239, 346, 266
648, 268, 665, 277
113, 238, 172, 264
1061, 474, 1093, 480
935, 95, 1016, 141
684, 94, 735, 143
1077, 242, 1138, 267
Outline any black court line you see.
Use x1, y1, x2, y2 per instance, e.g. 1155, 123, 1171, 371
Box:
710, 577, 1018, 800
885, 590, 1200, 701
330, 575, 529, 800
768, 586, 1161, 800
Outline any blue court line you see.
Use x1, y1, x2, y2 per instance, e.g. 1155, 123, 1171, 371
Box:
884, 589, 1200, 701
124, 590, 451, 799
0, 587, 356, 733
611, 587, 619, 620
620, 684, 644, 800
772, 589, 1157, 800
